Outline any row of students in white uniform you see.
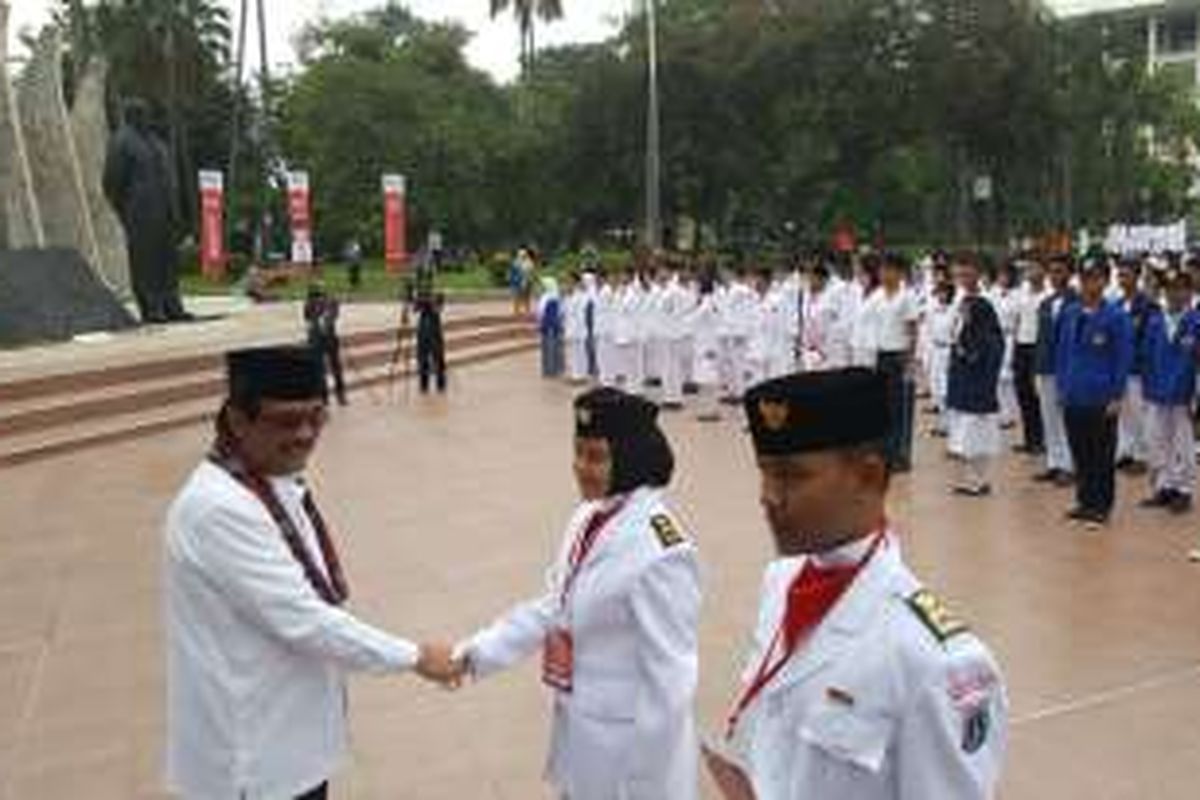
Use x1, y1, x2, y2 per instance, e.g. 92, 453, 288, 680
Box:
164, 347, 1008, 800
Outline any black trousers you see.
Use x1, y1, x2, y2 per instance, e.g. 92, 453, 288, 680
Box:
1013, 344, 1043, 450
1063, 405, 1118, 516
876, 352, 914, 470
417, 311, 447, 392
310, 335, 347, 404
295, 782, 327, 800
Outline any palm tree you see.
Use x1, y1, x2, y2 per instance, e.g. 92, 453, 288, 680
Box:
489, 0, 563, 78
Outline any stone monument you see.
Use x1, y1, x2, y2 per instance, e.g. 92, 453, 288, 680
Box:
17, 27, 105, 279
70, 57, 131, 296
1, 0, 46, 250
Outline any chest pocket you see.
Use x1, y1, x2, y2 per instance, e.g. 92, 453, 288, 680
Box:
799, 703, 896, 774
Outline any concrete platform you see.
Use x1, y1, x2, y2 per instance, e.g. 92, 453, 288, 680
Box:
1, 354, 1198, 798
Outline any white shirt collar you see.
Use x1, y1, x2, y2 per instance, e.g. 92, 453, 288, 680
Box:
810, 533, 880, 569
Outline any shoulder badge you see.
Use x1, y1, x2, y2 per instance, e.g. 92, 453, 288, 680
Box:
650, 514, 685, 549
907, 589, 969, 644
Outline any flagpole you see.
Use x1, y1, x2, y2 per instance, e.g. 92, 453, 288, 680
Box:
644, 0, 662, 250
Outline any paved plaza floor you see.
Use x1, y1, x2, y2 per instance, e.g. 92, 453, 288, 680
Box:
2, 351, 1199, 798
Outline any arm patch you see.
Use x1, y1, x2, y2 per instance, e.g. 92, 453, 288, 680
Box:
650, 514, 685, 549
907, 589, 969, 644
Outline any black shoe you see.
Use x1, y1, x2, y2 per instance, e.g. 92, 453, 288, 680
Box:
1140, 491, 1172, 509
1115, 456, 1135, 471
1053, 472, 1076, 488
1124, 460, 1149, 476
660, 402, 685, 411
952, 483, 992, 497
1066, 506, 1091, 521
1034, 470, 1060, 483
1169, 493, 1194, 514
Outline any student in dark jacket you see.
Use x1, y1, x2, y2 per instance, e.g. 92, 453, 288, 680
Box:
1033, 255, 1079, 485
946, 255, 1006, 497
1055, 260, 1135, 527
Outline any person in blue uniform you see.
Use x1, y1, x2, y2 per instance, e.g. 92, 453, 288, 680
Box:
1139, 269, 1200, 516
1055, 260, 1135, 527
1033, 256, 1079, 487
1114, 258, 1156, 474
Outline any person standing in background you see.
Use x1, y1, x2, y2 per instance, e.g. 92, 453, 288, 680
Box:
538, 276, 565, 379
1115, 258, 1156, 475
1056, 260, 1134, 528
946, 256, 1006, 497
1013, 259, 1048, 455
1139, 269, 1199, 518
870, 253, 920, 473
1034, 255, 1079, 487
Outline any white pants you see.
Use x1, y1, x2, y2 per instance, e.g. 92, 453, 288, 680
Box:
1148, 403, 1196, 495
643, 338, 663, 382
614, 341, 643, 394
661, 338, 689, 404
1117, 377, 1150, 462
999, 378, 1018, 426
565, 338, 589, 382
1037, 375, 1074, 473
597, 337, 617, 387
719, 337, 748, 399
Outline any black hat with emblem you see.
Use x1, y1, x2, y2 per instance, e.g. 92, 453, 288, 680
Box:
226, 345, 328, 408
574, 387, 673, 494
743, 368, 890, 456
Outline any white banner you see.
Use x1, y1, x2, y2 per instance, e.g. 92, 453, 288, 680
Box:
1104, 221, 1188, 255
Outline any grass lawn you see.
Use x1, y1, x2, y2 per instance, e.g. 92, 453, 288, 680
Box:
180, 259, 508, 303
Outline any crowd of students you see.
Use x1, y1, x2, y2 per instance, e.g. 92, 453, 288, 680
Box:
535, 248, 1200, 555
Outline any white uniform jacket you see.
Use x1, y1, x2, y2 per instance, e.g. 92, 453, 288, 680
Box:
164, 462, 419, 800
729, 537, 1007, 800
463, 487, 702, 800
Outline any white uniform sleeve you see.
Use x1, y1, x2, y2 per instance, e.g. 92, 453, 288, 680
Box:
461, 574, 558, 679
896, 651, 1008, 799
195, 502, 419, 674
627, 550, 702, 798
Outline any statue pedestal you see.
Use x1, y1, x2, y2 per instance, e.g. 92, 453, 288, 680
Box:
0, 248, 136, 347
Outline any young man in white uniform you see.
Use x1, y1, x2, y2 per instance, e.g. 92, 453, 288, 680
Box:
705, 368, 1007, 800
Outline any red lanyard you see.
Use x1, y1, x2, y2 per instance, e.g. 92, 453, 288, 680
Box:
559, 496, 629, 608
726, 530, 887, 739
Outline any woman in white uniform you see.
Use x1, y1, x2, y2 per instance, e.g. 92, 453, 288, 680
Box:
457, 388, 702, 800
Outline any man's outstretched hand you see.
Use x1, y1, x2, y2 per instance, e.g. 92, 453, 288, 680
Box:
416, 642, 466, 690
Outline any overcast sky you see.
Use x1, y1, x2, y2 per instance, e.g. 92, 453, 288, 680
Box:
4, 0, 1167, 84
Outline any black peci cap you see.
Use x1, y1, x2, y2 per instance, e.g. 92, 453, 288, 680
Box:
226, 345, 327, 407
575, 387, 659, 440
744, 368, 890, 456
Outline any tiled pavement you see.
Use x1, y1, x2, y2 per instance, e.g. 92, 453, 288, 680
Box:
2, 351, 1200, 798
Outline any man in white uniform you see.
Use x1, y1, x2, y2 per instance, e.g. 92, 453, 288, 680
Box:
164, 346, 456, 800
704, 368, 1008, 800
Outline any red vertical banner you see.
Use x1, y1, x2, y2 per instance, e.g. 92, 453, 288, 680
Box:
383, 174, 407, 273
287, 170, 313, 266
198, 170, 225, 280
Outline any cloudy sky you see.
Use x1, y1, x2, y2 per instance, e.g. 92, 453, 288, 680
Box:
4, 0, 1166, 84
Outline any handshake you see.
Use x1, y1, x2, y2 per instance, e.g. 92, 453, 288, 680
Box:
414, 642, 470, 689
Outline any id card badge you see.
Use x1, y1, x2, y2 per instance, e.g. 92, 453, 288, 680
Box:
542, 627, 574, 692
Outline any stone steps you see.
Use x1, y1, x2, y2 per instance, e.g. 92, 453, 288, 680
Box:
0, 314, 537, 468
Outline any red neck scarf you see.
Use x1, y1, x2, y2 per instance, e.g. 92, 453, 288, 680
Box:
726, 530, 888, 739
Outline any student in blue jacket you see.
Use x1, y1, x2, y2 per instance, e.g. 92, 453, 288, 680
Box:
1140, 269, 1200, 517
1055, 259, 1135, 527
